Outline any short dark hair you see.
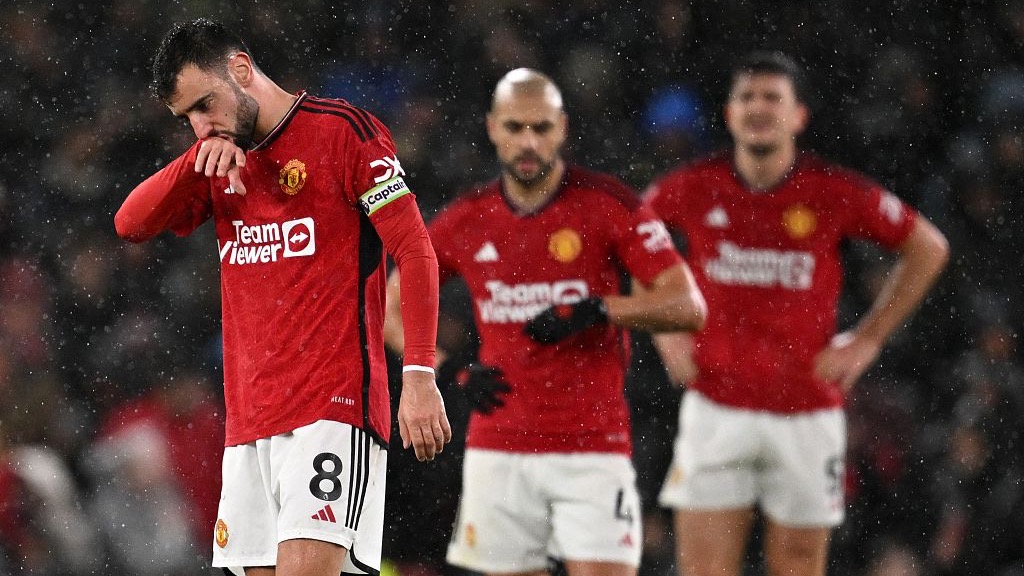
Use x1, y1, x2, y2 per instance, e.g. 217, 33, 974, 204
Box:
151, 18, 252, 101
730, 51, 806, 103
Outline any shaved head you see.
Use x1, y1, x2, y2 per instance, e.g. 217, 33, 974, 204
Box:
491, 68, 564, 112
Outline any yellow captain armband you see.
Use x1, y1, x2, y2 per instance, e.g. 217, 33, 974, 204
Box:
359, 177, 410, 216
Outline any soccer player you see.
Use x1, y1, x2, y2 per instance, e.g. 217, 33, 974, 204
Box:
113, 18, 451, 576
644, 51, 950, 576
384, 68, 707, 576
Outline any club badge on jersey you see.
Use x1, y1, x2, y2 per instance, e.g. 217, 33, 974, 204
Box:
279, 159, 307, 195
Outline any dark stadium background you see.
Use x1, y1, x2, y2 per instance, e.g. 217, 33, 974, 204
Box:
0, 1, 1021, 574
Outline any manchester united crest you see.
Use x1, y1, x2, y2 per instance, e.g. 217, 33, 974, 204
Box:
215, 518, 229, 548
782, 204, 816, 239
278, 159, 307, 195
548, 228, 582, 263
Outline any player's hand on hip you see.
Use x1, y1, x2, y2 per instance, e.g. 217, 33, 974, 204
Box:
398, 370, 452, 462
524, 297, 608, 344
813, 331, 882, 392
196, 137, 248, 195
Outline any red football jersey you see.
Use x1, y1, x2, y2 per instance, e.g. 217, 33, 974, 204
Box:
645, 152, 916, 412
119, 93, 425, 446
430, 166, 683, 455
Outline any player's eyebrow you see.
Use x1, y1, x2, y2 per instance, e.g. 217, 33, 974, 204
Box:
173, 92, 214, 117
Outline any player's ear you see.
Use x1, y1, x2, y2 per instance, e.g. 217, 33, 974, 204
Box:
485, 112, 499, 145
228, 52, 255, 87
793, 102, 810, 134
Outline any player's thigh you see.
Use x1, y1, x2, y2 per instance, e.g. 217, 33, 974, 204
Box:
673, 508, 755, 576
447, 450, 551, 574
564, 559, 636, 576
659, 391, 760, 511
763, 520, 830, 576
241, 539, 347, 576
760, 408, 846, 527
274, 538, 347, 576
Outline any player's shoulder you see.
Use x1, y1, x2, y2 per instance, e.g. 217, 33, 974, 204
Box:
297, 94, 388, 143
796, 152, 882, 192
652, 150, 733, 188
563, 165, 642, 211
436, 179, 502, 219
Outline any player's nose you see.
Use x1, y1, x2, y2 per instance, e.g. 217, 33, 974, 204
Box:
516, 128, 539, 150
190, 115, 215, 139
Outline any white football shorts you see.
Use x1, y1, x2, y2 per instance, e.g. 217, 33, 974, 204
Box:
212, 420, 386, 575
658, 390, 846, 527
447, 449, 642, 573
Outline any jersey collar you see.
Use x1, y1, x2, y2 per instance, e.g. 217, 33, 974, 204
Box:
251, 91, 308, 151
498, 164, 570, 217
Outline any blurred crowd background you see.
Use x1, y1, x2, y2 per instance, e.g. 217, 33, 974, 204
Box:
1, 0, 1022, 574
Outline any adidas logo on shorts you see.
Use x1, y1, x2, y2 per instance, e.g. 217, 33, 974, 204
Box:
311, 504, 337, 523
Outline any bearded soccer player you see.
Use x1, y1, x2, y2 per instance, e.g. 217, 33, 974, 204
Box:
644, 51, 949, 576
384, 68, 706, 576
114, 18, 451, 576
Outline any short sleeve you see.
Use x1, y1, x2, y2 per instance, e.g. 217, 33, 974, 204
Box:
843, 180, 917, 249
613, 203, 684, 285
642, 175, 684, 233
340, 113, 415, 218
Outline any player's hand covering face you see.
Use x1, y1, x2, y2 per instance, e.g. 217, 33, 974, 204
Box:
166, 61, 259, 149
487, 92, 567, 188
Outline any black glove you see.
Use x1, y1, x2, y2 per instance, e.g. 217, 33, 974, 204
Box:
524, 297, 608, 344
454, 364, 511, 415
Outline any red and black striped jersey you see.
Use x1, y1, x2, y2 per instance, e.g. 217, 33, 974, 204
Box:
116, 92, 435, 447
645, 152, 917, 412
430, 166, 683, 455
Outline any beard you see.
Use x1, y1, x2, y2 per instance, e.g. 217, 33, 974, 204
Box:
501, 153, 556, 188
223, 81, 259, 150
745, 142, 779, 157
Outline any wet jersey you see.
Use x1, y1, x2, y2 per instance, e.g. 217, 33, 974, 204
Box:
430, 166, 683, 455
645, 152, 916, 412
117, 93, 437, 446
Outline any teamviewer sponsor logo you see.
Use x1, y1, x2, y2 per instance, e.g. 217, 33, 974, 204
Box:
477, 279, 589, 324
218, 217, 317, 265
704, 241, 815, 289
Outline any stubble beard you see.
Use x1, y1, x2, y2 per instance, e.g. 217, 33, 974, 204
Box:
745, 142, 779, 158
502, 154, 555, 189
230, 83, 260, 150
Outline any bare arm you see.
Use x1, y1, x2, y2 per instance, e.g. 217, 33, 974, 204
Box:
605, 262, 707, 333
651, 331, 700, 387
623, 263, 706, 387
814, 214, 950, 390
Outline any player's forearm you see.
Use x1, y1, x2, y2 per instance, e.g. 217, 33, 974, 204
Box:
605, 291, 705, 332
852, 217, 949, 345
374, 197, 439, 368
397, 257, 439, 368
604, 265, 707, 332
114, 145, 207, 242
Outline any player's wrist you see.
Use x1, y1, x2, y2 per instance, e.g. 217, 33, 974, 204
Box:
584, 297, 609, 324
402, 364, 435, 375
